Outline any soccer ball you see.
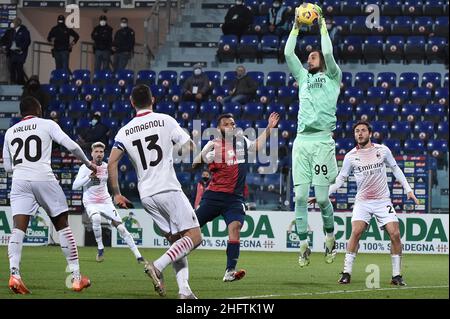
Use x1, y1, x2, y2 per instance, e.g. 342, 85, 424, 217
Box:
297, 3, 319, 26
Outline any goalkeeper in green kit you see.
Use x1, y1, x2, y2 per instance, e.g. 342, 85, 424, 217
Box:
284, 4, 342, 267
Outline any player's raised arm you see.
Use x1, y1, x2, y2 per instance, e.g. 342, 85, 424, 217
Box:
249, 112, 280, 152
328, 153, 352, 196
72, 165, 92, 190
384, 146, 419, 205
2, 139, 12, 173
192, 140, 215, 171
318, 6, 341, 81
107, 145, 133, 208
284, 7, 308, 85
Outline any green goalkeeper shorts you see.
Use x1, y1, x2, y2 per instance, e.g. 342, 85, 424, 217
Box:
292, 132, 338, 187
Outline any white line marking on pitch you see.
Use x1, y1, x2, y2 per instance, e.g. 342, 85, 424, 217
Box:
230, 285, 449, 299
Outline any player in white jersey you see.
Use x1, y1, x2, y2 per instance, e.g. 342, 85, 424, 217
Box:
107, 85, 202, 299
2, 96, 95, 294
322, 121, 419, 286
72, 141, 144, 263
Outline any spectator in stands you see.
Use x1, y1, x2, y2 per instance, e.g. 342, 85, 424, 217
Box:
21, 76, 50, 117
192, 170, 211, 209
222, 65, 257, 104
267, 0, 291, 38
77, 112, 110, 153
0, 18, 30, 85
112, 17, 135, 72
91, 15, 113, 71
221, 0, 253, 39
47, 15, 79, 71
182, 64, 211, 103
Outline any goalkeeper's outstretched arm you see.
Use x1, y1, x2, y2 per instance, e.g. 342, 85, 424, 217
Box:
284, 8, 308, 85
319, 16, 342, 81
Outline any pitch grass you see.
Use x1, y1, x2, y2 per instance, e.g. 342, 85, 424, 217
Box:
0, 246, 448, 299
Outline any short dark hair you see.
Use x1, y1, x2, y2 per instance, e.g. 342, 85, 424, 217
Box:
217, 113, 234, 125
20, 96, 41, 116
353, 120, 372, 133
131, 84, 153, 109
309, 49, 326, 71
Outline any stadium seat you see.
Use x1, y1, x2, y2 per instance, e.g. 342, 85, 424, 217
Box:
336, 138, 355, 154
222, 71, 237, 87
372, 16, 392, 36
211, 85, 227, 101
266, 72, 286, 88
287, 103, 299, 120
413, 121, 435, 140
58, 84, 78, 102
199, 102, 220, 120
445, 73, 449, 88
382, 139, 402, 154
365, 87, 386, 105
412, 17, 434, 35
242, 103, 264, 120
341, 0, 362, 15
157, 70, 178, 86
336, 104, 354, 121
277, 86, 298, 106
256, 86, 276, 104
400, 104, 422, 122
93, 70, 114, 86
47, 101, 66, 115
103, 117, 120, 131
42, 84, 58, 100
384, 36, 405, 62
111, 101, 133, 118
155, 101, 177, 117
102, 84, 122, 103
167, 85, 181, 101
343, 87, 364, 105
434, 87, 448, 105
322, 0, 341, 15
217, 35, 238, 63
59, 117, 74, 134
333, 16, 351, 35
50, 69, 70, 85
437, 122, 449, 140
423, 0, 446, 15
362, 36, 384, 63
266, 103, 286, 118
278, 120, 297, 135
399, 72, 419, 89
427, 139, 448, 157
404, 139, 425, 154
123, 171, 138, 190
178, 71, 193, 86
299, 36, 320, 60
244, 0, 261, 15
344, 120, 356, 135
150, 84, 167, 102
392, 16, 413, 35
434, 16, 448, 37
247, 71, 265, 86
91, 100, 109, 116
355, 103, 376, 121
350, 16, 371, 35
388, 87, 410, 105
136, 70, 156, 86
404, 36, 427, 62
177, 101, 198, 120
221, 103, 242, 118
248, 15, 268, 36
77, 118, 91, 129
205, 71, 221, 88
421, 72, 442, 89
72, 69, 91, 85
341, 72, 352, 90
354, 72, 374, 90
376, 72, 397, 89
377, 104, 398, 122
341, 36, 363, 61
424, 104, 445, 122
381, 0, 402, 16
371, 121, 389, 140
260, 35, 280, 60
390, 121, 411, 140
334, 121, 344, 137
426, 37, 448, 63
115, 69, 134, 86
410, 87, 432, 105
403, 0, 423, 16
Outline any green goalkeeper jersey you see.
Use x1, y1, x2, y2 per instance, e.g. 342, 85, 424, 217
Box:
284, 23, 342, 134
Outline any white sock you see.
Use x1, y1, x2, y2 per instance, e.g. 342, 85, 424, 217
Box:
343, 252, 356, 274
8, 228, 25, 278
173, 257, 192, 296
91, 214, 104, 250
326, 232, 335, 239
117, 224, 142, 259
58, 227, 81, 281
154, 236, 194, 272
391, 254, 402, 277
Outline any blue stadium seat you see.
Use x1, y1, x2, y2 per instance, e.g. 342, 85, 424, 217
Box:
410, 87, 432, 105
434, 16, 448, 37
299, 36, 320, 60
377, 104, 398, 122
9, 116, 21, 127
422, 72, 442, 89
150, 84, 167, 102
424, 104, 445, 122
371, 121, 389, 140
47, 101, 66, 115
67, 100, 88, 119
246, 173, 262, 188
205, 71, 221, 87
217, 35, 238, 62
287, 103, 299, 120
91, 100, 109, 116
376, 72, 397, 89
58, 84, 78, 102
247, 71, 265, 86
354, 72, 374, 90
382, 139, 402, 154
199, 102, 220, 120
77, 118, 91, 129
426, 36, 448, 62
337, 104, 354, 121
155, 101, 177, 117
403, 0, 423, 16
392, 16, 413, 35
342, 36, 363, 61
341, 72, 352, 90
211, 85, 226, 101
336, 138, 355, 154
381, 0, 402, 16
245, 0, 261, 15
266, 103, 286, 118
363, 36, 383, 63
237, 35, 259, 62
322, 0, 342, 15
445, 73, 449, 88
437, 122, 449, 140
390, 121, 411, 140
278, 120, 297, 135
384, 36, 405, 62
72, 69, 91, 85
423, 0, 446, 15
413, 121, 435, 140
350, 16, 370, 35
102, 84, 122, 103
242, 103, 264, 120
434, 87, 448, 105
235, 120, 253, 131
123, 171, 138, 190
266, 72, 286, 88
93, 70, 114, 86
388, 87, 410, 104
344, 120, 356, 134
50, 69, 70, 85
158, 70, 178, 86
249, 15, 268, 36
179, 71, 193, 86
178, 101, 198, 120
373, 16, 392, 35
343, 87, 364, 105
334, 121, 344, 136
254, 119, 268, 130
404, 139, 425, 154
167, 85, 181, 101
111, 101, 133, 117
412, 17, 434, 35
222, 71, 236, 87
277, 86, 298, 106
400, 104, 422, 122
355, 103, 376, 121
405, 36, 426, 62
399, 72, 419, 89
42, 84, 58, 100
427, 139, 448, 157
59, 117, 74, 133
221, 103, 242, 118
136, 70, 156, 86
103, 117, 120, 130
256, 86, 276, 104
333, 16, 351, 35
341, 0, 362, 15
115, 69, 134, 86
365, 87, 387, 105
260, 35, 279, 60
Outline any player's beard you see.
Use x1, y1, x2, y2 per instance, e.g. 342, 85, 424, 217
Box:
308, 66, 320, 75
95, 158, 102, 165
357, 136, 370, 147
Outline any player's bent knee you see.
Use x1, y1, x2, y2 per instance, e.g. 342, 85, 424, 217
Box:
91, 213, 102, 226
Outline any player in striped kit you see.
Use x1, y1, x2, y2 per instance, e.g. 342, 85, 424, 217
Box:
72, 141, 144, 263
326, 121, 419, 286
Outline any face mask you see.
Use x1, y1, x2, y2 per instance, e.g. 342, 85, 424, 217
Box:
10, 22, 14, 28
194, 69, 202, 76
91, 119, 98, 126
273, 2, 280, 8
235, 1, 242, 5
326, 23, 332, 30
100, 20, 106, 26
29, 81, 39, 90
120, 23, 127, 28
202, 176, 210, 182
58, 20, 65, 25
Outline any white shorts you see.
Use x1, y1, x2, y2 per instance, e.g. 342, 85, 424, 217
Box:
141, 190, 199, 235
10, 180, 68, 218
352, 199, 399, 229
84, 203, 122, 224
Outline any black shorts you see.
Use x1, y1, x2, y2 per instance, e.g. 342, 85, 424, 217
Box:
195, 191, 246, 227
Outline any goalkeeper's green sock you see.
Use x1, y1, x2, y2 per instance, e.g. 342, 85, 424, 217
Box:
294, 184, 310, 242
